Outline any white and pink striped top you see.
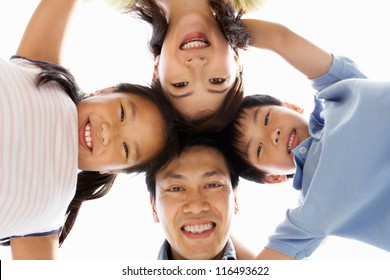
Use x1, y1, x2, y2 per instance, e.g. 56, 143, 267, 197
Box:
0, 57, 78, 240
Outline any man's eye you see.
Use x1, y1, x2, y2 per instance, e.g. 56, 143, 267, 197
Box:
168, 186, 183, 192
264, 112, 270, 126
120, 104, 125, 122
123, 142, 129, 159
257, 143, 263, 157
171, 82, 188, 88
209, 78, 226, 85
206, 182, 222, 188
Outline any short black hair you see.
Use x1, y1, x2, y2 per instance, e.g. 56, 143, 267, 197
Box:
224, 94, 285, 183
145, 133, 239, 199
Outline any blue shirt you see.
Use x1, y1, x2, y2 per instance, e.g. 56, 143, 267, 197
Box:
267, 55, 390, 259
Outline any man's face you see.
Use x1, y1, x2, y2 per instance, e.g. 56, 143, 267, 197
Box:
152, 145, 238, 260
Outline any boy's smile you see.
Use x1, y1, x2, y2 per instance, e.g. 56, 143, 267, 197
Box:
238, 104, 310, 175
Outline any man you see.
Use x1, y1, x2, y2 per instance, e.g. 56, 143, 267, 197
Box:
145, 137, 239, 260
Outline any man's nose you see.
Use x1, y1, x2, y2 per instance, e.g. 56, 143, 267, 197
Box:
182, 191, 210, 214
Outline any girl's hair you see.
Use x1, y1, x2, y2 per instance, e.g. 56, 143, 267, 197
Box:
34, 60, 179, 246
126, 0, 250, 132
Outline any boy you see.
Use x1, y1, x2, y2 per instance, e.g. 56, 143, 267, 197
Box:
227, 19, 390, 259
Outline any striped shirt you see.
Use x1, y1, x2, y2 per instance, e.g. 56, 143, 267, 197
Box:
0, 57, 78, 240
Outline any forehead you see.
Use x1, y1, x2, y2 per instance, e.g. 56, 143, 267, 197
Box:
156, 145, 229, 180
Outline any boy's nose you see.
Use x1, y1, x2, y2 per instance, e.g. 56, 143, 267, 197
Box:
271, 128, 281, 145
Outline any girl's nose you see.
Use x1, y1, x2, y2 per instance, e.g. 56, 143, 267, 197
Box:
271, 128, 281, 145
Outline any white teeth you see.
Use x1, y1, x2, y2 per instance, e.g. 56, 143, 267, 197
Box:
85, 122, 92, 149
183, 223, 213, 234
288, 130, 296, 151
181, 40, 209, 50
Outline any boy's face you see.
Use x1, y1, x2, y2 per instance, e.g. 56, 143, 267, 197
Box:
76, 92, 165, 172
152, 145, 238, 260
237, 104, 310, 175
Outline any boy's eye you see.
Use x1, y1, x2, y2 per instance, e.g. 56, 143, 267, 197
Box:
171, 82, 188, 88
123, 142, 129, 159
257, 143, 263, 157
120, 104, 125, 122
264, 112, 270, 126
209, 78, 226, 85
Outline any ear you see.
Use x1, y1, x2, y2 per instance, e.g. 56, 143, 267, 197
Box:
152, 55, 160, 81
283, 102, 304, 114
99, 170, 120, 175
91, 85, 116, 96
150, 196, 160, 223
264, 174, 287, 184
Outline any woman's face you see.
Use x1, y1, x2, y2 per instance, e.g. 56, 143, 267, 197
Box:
76, 92, 165, 172
154, 13, 240, 120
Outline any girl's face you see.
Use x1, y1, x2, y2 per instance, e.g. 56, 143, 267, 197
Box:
154, 13, 240, 120
237, 104, 310, 175
76, 92, 165, 172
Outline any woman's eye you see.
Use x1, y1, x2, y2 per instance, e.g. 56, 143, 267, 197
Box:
120, 104, 125, 122
171, 82, 188, 88
257, 143, 263, 157
264, 112, 270, 126
123, 142, 129, 159
209, 78, 226, 85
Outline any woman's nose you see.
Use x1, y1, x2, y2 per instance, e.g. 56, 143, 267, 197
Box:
184, 56, 206, 66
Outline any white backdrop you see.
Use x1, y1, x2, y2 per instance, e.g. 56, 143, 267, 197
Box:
1, 0, 390, 260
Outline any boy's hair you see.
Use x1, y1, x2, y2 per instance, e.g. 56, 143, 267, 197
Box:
145, 133, 239, 200
224, 94, 284, 183
126, 0, 250, 132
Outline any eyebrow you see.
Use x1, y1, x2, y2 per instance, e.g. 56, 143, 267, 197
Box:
168, 86, 230, 99
161, 168, 227, 180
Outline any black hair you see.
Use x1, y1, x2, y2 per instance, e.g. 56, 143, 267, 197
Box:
31, 59, 179, 246
224, 94, 285, 183
145, 133, 239, 200
125, 0, 250, 132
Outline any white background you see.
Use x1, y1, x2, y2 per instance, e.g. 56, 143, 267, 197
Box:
1, 0, 390, 260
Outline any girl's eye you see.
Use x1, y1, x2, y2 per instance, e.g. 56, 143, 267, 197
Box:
257, 143, 263, 157
172, 82, 188, 88
123, 142, 129, 159
120, 104, 125, 122
264, 112, 270, 126
209, 78, 226, 85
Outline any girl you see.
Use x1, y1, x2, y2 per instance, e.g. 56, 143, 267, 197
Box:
0, 0, 177, 259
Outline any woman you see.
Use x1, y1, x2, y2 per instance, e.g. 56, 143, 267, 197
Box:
121, 0, 253, 131
0, 0, 177, 259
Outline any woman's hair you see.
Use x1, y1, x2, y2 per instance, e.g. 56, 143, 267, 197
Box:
223, 94, 284, 183
34, 61, 179, 246
126, 0, 250, 132
145, 132, 239, 200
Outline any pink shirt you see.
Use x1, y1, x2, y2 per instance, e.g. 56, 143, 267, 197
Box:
0, 58, 78, 239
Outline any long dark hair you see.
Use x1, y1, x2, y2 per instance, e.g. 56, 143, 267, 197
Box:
33, 60, 179, 246
125, 0, 250, 132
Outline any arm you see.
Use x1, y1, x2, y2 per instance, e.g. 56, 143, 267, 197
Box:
16, 0, 78, 65
256, 247, 295, 260
241, 19, 332, 79
10, 234, 59, 260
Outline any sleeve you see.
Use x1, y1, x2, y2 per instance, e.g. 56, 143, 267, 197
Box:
265, 209, 326, 259
310, 55, 368, 91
